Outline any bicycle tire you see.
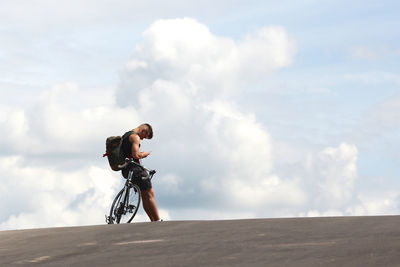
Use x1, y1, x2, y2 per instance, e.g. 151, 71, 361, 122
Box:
109, 184, 141, 224
109, 188, 123, 224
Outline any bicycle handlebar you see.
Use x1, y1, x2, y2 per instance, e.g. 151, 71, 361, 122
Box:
117, 158, 155, 175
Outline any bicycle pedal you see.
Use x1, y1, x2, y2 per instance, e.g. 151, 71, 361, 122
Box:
105, 215, 114, 224
127, 205, 136, 212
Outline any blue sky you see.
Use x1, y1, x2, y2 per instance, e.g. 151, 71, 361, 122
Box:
0, 0, 399, 230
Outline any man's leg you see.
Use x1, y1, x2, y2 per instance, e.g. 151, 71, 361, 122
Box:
141, 188, 160, 221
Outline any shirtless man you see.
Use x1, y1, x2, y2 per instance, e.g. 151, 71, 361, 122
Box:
120, 123, 160, 221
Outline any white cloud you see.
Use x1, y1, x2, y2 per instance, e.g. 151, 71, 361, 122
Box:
0, 83, 142, 157
311, 143, 358, 209
157, 173, 183, 195
117, 18, 296, 106
0, 107, 29, 153
0, 156, 120, 230
356, 192, 399, 215
199, 101, 307, 210
1, 17, 398, 230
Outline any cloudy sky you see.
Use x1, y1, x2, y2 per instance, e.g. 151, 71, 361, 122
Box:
1, 0, 399, 230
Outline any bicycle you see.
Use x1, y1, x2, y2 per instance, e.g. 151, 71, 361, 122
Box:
106, 158, 156, 224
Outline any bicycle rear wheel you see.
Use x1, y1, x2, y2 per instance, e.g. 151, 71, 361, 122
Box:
109, 184, 141, 224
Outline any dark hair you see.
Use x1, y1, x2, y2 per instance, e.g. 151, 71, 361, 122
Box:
142, 123, 153, 139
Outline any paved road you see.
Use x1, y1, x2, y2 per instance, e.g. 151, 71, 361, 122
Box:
1, 216, 400, 266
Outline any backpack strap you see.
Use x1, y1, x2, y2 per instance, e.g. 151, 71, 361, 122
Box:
122, 130, 136, 140
121, 130, 141, 163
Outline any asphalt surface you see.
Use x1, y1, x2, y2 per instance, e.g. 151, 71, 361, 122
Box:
1, 216, 400, 266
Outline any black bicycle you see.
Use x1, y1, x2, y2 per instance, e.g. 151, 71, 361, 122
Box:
106, 158, 156, 224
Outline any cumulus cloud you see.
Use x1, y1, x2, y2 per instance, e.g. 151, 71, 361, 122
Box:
115, 18, 380, 219
1, 18, 398, 230
0, 156, 119, 229
0, 154, 170, 230
0, 83, 141, 158
117, 18, 296, 106
0, 82, 149, 229
112, 19, 301, 216
307, 143, 358, 210
356, 192, 400, 215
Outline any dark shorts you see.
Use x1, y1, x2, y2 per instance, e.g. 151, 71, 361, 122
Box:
121, 166, 152, 191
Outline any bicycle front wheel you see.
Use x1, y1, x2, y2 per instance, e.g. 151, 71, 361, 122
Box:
109, 184, 141, 224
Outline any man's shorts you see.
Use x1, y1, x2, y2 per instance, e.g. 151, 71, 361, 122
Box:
121, 165, 152, 191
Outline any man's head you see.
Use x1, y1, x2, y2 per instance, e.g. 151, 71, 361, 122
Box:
138, 123, 153, 140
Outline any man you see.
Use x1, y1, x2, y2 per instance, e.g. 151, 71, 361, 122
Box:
120, 123, 161, 222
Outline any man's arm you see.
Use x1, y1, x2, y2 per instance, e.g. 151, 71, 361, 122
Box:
129, 134, 150, 159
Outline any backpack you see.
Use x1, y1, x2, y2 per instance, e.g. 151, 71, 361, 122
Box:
103, 136, 125, 171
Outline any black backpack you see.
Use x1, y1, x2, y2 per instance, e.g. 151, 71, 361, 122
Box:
103, 136, 125, 171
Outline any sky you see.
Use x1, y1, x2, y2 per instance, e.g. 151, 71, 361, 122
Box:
0, 0, 399, 230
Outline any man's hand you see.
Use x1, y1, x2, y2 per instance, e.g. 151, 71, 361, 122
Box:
142, 151, 151, 158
